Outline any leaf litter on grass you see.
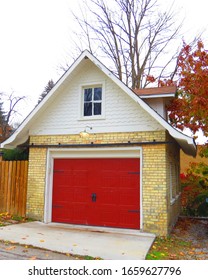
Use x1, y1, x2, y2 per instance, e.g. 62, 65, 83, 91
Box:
146, 217, 208, 260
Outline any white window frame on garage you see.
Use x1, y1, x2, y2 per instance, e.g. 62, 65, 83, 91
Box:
79, 81, 106, 120
44, 147, 143, 231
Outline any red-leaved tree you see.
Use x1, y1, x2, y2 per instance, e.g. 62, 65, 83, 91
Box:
167, 41, 208, 140
164, 41, 208, 216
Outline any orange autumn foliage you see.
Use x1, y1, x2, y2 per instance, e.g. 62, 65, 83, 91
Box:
167, 41, 208, 137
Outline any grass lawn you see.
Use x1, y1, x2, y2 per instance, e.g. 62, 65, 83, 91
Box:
146, 236, 192, 260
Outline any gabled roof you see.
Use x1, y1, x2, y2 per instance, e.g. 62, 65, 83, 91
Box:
1, 50, 196, 156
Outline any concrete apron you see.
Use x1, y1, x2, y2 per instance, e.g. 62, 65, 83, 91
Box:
0, 222, 155, 260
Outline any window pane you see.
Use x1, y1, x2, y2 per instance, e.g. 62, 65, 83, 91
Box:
84, 88, 92, 101
84, 102, 92, 116
94, 102, 101, 115
94, 87, 102, 100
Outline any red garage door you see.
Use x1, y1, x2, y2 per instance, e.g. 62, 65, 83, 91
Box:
52, 158, 140, 229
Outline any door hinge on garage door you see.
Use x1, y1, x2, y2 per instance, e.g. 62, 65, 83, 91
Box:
128, 210, 140, 213
128, 172, 140, 174
53, 170, 65, 173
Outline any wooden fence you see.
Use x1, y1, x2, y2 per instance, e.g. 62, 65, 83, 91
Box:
0, 161, 28, 216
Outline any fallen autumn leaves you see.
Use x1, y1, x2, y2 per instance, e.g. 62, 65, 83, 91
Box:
147, 217, 208, 260
0, 212, 101, 260
1, 213, 208, 260
0, 212, 30, 226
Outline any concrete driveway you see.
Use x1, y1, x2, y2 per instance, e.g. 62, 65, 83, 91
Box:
0, 222, 155, 260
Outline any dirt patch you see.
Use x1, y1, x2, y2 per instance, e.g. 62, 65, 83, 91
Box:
172, 217, 208, 259
147, 217, 208, 260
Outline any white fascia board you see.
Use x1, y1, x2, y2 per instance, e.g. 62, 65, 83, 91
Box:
140, 93, 175, 99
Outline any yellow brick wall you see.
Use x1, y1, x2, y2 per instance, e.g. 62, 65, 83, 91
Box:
27, 147, 47, 219
29, 131, 166, 145
142, 144, 168, 235
27, 130, 180, 235
165, 133, 181, 233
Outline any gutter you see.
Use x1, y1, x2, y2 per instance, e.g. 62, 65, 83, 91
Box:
26, 141, 173, 149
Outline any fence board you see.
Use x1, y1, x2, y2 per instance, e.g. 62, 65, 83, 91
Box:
0, 161, 28, 216
3, 161, 8, 211
20, 161, 28, 216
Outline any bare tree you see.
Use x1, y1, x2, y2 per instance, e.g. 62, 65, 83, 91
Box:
0, 92, 26, 141
71, 0, 183, 88
0, 98, 6, 142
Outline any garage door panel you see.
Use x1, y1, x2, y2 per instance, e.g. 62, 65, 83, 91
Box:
101, 205, 119, 227
98, 188, 118, 204
119, 211, 140, 228
119, 176, 139, 188
52, 202, 71, 222
52, 190, 71, 202
102, 171, 117, 188
53, 186, 88, 203
52, 158, 140, 229
73, 170, 88, 186
99, 206, 139, 228
119, 188, 140, 206
71, 204, 88, 224
74, 187, 88, 202
53, 203, 88, 224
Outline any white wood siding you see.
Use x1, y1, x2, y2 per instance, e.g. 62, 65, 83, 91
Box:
30, 60, 163, 135
144, 98, 166, 119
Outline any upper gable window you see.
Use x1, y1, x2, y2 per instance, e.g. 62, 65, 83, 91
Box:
83, 86, 102, 117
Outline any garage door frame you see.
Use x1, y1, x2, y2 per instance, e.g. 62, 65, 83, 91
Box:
44, 147, 143, 230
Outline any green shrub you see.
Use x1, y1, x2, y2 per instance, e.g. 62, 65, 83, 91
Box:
2, 148, 28, 161
181, 162, 208, 217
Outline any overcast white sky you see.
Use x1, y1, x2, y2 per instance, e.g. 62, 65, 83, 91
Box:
0, 0, 207, 131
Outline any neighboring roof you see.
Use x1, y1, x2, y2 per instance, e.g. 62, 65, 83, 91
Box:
0, 50, 196, 156
0, 125, 13, 143
134, 86, 176, 98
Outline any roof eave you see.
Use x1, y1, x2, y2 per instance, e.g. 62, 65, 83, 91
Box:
0, 51, 89, 149
140, 93, 175, 99
123, 89, 197, 157
174, 136, 197, 157
1, 50, 197, 157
